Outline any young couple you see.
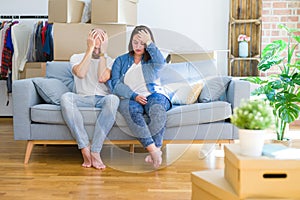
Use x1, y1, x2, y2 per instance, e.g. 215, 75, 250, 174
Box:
60, 25, 171, 170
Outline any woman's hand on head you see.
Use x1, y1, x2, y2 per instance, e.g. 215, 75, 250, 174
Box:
138, 29, 152, 45
135, 95, 147, 105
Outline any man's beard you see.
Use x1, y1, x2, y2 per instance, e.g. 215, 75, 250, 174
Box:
92, 51, 100, 59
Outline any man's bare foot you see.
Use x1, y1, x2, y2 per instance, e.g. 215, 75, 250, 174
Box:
91, 152, 106, 170
81, 147, 92, 168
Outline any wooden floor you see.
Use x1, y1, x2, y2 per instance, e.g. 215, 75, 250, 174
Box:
0, 117, 227, 200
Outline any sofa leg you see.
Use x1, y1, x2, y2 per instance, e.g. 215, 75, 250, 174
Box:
129, 144, 135, 153
24, 141, 34, 164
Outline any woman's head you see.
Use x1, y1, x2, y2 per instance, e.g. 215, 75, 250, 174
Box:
128, 25, 155, 61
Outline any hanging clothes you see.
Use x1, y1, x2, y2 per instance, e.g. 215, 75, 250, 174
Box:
43, 23, 53, 61
11, 22, 31, 81
1, 22, 16, 78
27, 22, 38, 62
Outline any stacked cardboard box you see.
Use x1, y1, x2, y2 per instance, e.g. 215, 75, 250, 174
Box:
191, 144, 300, 200
48, 0, 138, 61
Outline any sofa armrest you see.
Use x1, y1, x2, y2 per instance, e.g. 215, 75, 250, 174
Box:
226, 78, 251, 110
12, 79, 43, 140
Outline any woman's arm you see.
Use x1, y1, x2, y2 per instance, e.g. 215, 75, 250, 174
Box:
146, 42, 166, 69
111, 56, 138, 100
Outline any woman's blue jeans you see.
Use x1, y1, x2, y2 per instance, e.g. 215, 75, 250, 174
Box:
118, 93, 171, 148
60, 92, 119, 153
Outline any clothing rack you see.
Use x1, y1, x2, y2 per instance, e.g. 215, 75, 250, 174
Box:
0, 15, 48, 19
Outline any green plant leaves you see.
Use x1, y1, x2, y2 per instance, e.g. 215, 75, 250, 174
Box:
258, 40, 286, 71
247, 23, 300, 140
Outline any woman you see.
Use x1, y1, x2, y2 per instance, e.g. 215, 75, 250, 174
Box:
111, 25, 171, 168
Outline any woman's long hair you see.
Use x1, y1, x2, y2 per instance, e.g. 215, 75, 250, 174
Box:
128, 25, 155, 62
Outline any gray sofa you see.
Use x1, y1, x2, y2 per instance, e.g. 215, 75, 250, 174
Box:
12, 59, 250, 164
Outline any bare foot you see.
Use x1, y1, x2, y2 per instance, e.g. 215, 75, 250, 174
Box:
81, 147, 92, 168
149, 150, 162, 168
91, 152, 106, 170
145, 154, 153, 163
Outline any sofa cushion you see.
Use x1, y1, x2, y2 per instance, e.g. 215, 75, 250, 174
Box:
30, 101, 232, 128
32, 78, 70, 105
164, 80, 204, 105
166, 101, 232, 128
46, 61, 74, 91
198, 76, 232, 103
31, 104, 101, 125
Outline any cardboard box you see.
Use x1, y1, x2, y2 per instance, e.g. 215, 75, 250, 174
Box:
191, 170, 289, 200
91, 0, 138, 25
192, 170, 240, 200
224, 144, 300, 199
169, 52, 214, 63
19, 62, 46, 79
48, 0, 84, 23
53, 23, 131, 61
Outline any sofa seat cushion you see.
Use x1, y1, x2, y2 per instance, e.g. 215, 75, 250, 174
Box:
166, 101, 232, 127
31, 104, 101, 125
31, 101, 232, 128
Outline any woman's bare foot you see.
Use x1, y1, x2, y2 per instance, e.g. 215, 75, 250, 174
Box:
145, 155, 153, 163
146, 144, 162, 168
81, 147, 92, 168
91, 152, 106, 170
149, 150, 162, 168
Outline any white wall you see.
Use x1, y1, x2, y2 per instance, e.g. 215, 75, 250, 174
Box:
0, 0, 47, 15
137, 0, 230, 52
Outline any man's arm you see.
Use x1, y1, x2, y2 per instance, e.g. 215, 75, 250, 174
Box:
97, 31, 110, 83
72, 30, 97, 78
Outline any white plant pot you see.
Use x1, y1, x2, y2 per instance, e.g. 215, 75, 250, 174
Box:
239, 129, 266, 157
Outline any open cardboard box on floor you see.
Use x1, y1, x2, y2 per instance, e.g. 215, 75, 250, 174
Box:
224, 144, 300, 199
191, 169, 296, 200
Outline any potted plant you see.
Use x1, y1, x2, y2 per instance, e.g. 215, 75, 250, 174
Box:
245, 24, 300, 141
230, 99, 273, 157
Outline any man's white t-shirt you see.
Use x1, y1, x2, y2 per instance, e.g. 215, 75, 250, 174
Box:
70, 53, 113, 96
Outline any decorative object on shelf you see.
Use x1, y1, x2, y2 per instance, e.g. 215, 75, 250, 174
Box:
245, 24, 300, 142
238, 34, 251, 58
228, 0, 262, 76
230, 99, 273, 156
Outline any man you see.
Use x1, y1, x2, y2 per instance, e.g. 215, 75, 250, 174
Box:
60, 28, 119, 170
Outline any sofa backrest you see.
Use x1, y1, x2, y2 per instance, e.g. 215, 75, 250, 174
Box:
46, 61, 74, 92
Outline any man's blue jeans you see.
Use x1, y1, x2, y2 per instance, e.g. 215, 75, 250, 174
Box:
118, 93, 171, 148
60, 92, 119, 153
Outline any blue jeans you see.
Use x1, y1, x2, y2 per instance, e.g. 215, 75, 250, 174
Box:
118, 93, 171, 148
60, 92, 119, 153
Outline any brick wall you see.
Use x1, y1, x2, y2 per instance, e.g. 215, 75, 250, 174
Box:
261, 0, 300, 126
262, 0, 300, 49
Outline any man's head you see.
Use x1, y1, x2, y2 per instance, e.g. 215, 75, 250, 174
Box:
90, 28, 107, 58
